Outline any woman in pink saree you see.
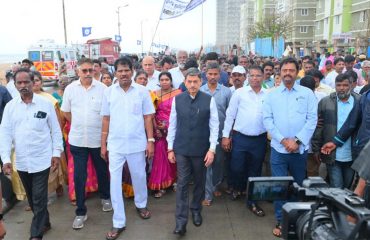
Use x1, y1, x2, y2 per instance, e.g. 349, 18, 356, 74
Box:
148, 72, 182, 198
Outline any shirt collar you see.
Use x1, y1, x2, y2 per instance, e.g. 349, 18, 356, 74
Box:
203, 83, 221, 92
17, 93, 37, 104
337, 95, 353, 104
77, 79, 97, 88
280, 82, 299, 92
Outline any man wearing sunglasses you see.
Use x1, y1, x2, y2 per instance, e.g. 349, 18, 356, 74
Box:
61, 58, 111, 230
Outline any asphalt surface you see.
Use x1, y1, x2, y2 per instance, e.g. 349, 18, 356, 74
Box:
5, 187, 281, 240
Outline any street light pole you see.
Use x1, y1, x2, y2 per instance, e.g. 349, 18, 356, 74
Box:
116, 4, 129, 47
62, 0, 67, 45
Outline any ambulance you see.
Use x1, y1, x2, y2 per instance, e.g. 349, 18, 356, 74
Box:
28, 39, 78, 83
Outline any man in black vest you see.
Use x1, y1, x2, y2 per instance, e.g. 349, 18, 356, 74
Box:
167, 68, 219, 235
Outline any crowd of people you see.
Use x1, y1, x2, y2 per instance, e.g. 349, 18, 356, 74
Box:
0, 49, 369, 239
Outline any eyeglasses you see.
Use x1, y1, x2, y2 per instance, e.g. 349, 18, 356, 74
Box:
81, 68, 93, 74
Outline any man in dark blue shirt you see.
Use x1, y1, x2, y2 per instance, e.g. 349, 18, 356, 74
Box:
0, 86, 12, 124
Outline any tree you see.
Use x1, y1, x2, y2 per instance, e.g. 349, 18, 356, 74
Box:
247, 10, 293, 43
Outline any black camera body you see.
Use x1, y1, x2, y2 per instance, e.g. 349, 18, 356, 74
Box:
247, 177, 370, 240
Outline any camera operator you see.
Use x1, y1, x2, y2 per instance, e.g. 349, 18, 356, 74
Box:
352, 141, 370, 208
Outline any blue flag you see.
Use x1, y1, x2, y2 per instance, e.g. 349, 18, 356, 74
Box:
115, 35, 122, 42
82, 27, 92, 37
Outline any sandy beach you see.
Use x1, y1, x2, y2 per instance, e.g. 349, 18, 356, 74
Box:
0, 63, 12, 85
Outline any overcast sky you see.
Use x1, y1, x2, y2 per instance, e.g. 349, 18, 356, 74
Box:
0, 0, 216, 54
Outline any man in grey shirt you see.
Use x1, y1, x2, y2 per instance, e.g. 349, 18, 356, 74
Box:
200, 62, 231, 206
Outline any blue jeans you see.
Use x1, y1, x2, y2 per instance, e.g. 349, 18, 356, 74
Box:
231, 132, 267, 205
205, 144, 225, 201
327, 161, 354, 189
271, 148, 307, 223
70, 145, 110, 216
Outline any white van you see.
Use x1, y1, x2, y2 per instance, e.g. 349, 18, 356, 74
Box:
28, 39, 78, 82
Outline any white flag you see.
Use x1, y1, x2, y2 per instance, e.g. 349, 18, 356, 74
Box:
160, 0, 206, 20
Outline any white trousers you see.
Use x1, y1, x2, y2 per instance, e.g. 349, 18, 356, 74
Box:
109, 151, 147, 228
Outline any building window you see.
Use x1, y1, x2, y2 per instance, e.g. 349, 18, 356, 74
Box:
335, 15, 340, 24
301, 9, 308, 16
300, 26, 308, 33
359, 11, 366, 23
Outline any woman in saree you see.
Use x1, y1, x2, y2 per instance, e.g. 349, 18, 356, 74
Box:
148, 71, 182, 198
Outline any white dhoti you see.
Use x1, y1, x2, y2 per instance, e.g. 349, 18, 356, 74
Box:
109, 151, 147, 228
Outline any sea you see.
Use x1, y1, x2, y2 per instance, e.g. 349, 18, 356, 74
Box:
0, 54, 27, 64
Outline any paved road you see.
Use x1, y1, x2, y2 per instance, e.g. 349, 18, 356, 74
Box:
6, 188, 281, 240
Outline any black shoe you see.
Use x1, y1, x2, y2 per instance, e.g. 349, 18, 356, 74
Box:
192, 212, 202, 227
173, 225, 186, 235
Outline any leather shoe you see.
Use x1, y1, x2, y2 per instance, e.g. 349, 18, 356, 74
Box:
173, 225, 186, 235
192, 212, 202, 227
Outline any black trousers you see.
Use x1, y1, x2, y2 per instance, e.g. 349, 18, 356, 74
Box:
175, 154, 206, 227
18, 167, 50, 239
0, 158, 16, 203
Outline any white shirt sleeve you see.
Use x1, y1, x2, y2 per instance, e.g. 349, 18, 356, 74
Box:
47, 103, 63, 157
222, 91, 239, 138
100, 88, 110, 116
166, 98, 177, 150
60, 86, 71, 112
0, 103, 13, 164
142, 90, 155, 116
209, 97, 219, 151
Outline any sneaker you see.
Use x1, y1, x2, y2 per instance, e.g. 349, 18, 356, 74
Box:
102, 199, 113, 212
72, 215, 87, 229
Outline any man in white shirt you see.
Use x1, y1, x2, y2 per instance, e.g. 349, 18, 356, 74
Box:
167, 68, 219, 235
5, 71, 20, 99
0, 68, 63, 240
222, 65, 268, 216
323, 58, 345, 88
61, 58, 111, 230
142, 56, 160, 91
169, 50, 188, 89
100, 57, 155, 240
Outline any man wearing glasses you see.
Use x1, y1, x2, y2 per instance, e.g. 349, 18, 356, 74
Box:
61, 58, 111, 230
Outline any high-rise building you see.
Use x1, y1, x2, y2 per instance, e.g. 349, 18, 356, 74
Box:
283, 0, 316, 56
216, 0, 246, 49
240, 0, 255, 48
315, 0, 369, 54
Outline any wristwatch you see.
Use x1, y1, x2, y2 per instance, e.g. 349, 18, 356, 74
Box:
148, 138, 155, 143
295, 137, 302, 145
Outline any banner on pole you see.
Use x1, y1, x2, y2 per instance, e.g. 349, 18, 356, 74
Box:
159, 0, 206, 20
137, 40, 142, 45
82, 27, 92, 37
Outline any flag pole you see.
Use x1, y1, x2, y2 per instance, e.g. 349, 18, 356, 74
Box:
201, 1, 204, 47
149, 19, 160, 55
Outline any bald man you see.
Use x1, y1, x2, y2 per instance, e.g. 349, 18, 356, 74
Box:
142, 56, 160, 91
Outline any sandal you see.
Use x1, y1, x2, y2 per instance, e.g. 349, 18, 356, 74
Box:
248, 203, 265, 217
154, 190, 166, 198
272, 223, 282, 238
202, 199, 212, 206
213, 191, 222, 197
136, 207, 151, 219
106, 227, 125, 240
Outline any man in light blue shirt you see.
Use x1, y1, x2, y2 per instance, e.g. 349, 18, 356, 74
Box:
263, 57, 318, 237
200, 62, 231, 206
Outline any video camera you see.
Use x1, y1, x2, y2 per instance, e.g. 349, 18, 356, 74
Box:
247, 177, 370, 240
